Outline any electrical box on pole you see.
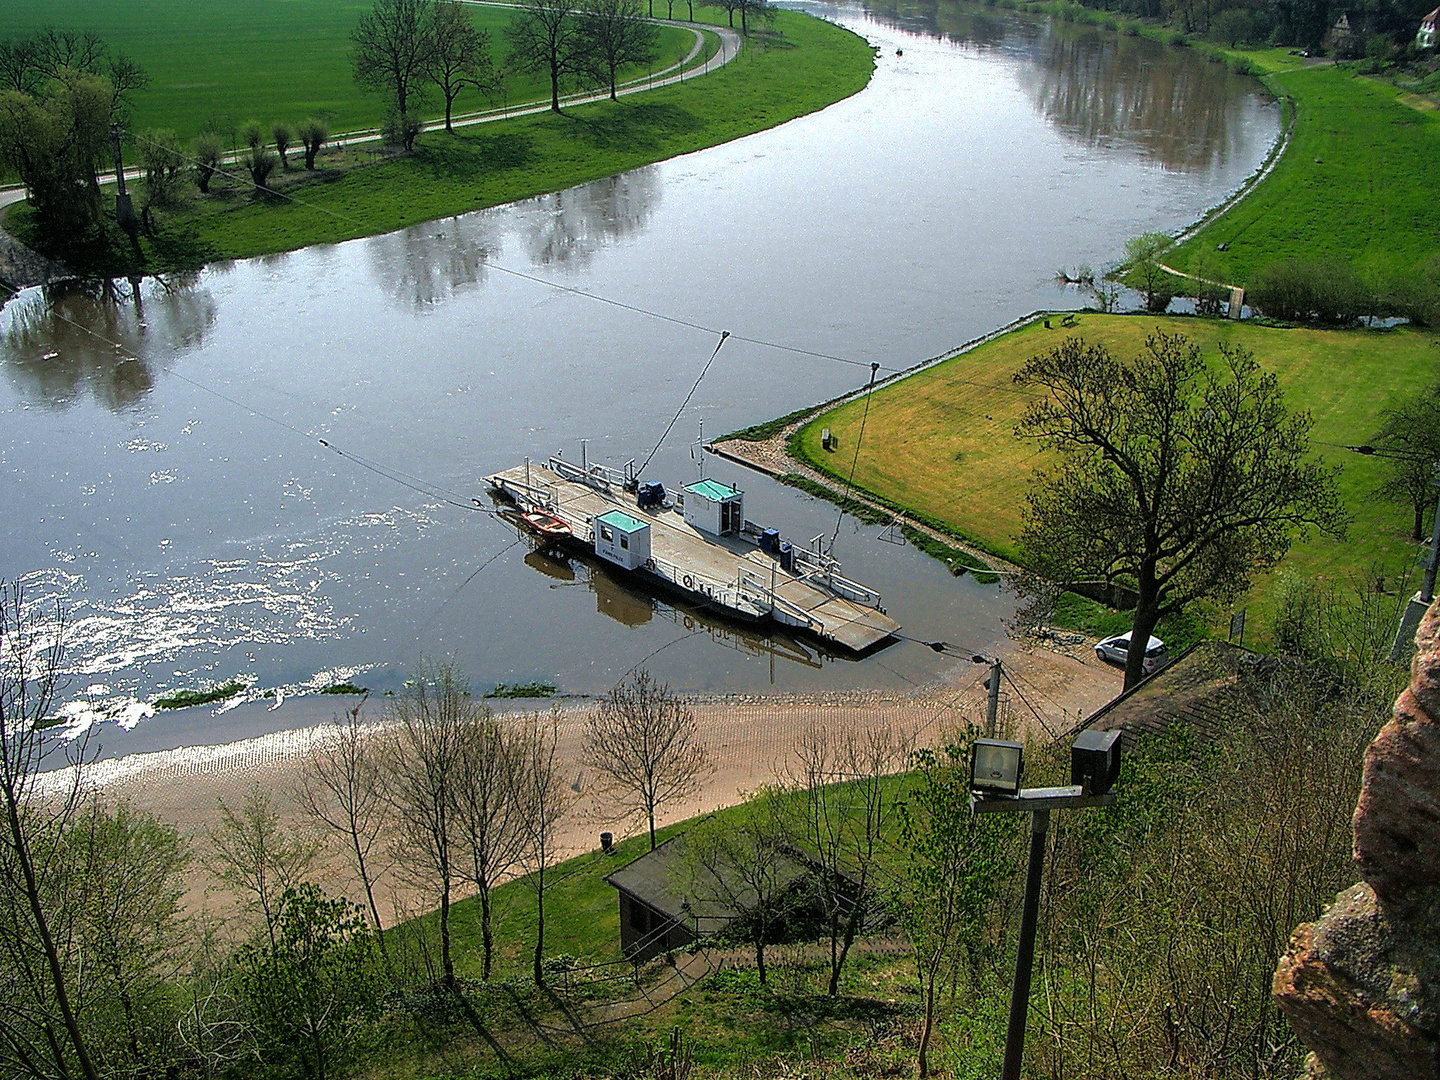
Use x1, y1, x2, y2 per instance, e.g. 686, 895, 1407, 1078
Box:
986, 657, 1002, 738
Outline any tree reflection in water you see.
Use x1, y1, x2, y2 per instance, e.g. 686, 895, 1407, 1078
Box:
863, 0, 1268, 172
0, 275, 216, 412
366, 165, 660, 309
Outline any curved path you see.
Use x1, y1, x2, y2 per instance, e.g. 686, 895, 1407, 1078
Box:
0, 17, 744, 216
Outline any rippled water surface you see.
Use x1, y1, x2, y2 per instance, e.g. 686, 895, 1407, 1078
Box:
0, 1, 1278, 749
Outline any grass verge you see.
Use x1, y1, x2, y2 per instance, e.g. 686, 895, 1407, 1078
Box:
7, 10, 874, 274
796, 312, 1440, 640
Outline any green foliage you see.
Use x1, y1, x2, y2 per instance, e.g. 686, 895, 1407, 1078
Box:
0, 70, 112, 238
236, 884, 381, 1079
319, 680, 370, 694
484, 679, 557, 698
152, 678, 246, 709
1247, 256, 1374, 324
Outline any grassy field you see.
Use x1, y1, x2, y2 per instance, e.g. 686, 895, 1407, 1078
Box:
0, 0, 698, 141
796, 313, 1440, 637
9, 9, 873, 271
1168, 50, 1440, 286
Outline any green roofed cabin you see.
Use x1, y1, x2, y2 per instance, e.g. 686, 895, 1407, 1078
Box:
594, 509, 651, 571
683, 478, 744, 537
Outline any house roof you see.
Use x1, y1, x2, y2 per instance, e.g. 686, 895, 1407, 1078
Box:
597, 509, 648, 533
1069, 639, 1277, 751
603, 834, 810, 934
684, 478, 741, 502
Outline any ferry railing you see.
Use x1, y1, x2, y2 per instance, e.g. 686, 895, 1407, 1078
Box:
816, 571, 883, 608
547, 454, 631, 491
735, 567, 819, 630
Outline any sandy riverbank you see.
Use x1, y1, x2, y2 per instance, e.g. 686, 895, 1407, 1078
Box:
71, 641, 1121, 925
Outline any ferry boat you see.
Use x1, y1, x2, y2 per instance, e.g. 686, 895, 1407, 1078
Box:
485, 448, 900, 654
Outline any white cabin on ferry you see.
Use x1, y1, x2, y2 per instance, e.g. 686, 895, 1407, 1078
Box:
594, 509, 651, 570
683, 479, 744, 536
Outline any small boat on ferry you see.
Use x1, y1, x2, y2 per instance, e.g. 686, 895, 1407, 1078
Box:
519, 509, 572, 540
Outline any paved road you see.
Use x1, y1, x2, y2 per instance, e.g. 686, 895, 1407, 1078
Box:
0, 17, 744, 214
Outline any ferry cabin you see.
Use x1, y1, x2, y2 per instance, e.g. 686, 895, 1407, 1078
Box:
594, 509, 652, 570
683, 478, 744, 536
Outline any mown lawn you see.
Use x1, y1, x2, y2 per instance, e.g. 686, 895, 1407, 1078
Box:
9, 9, 873, 271
1169, 50, 1440, 286
797, 313, 1440, 637
0, 0, 698, 141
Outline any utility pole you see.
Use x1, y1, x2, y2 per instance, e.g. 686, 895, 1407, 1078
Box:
109, 124, 138, 236
985, 656, 1002, 738
1389, 464, 1440, 661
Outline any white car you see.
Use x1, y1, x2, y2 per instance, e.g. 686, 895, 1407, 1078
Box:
1095, 631, 1167, 675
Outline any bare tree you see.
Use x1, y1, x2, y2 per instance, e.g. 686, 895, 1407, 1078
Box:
207, 785, 319, 949
454, 710, 528, 980
0, 582, 102, 1080
1014, 333, 1347, 689
584, 670, 708, 851
515, 710, 572, 985
786, 723, 908, 996
684, 789, 796, 984
301, 699, 389, 952
1365, 391, 1440, 541
352, 0, 436, 132
426, 1, 501, 132
506, 0, 589, 113
579, 0, 658, 101
384, 663, 471, 989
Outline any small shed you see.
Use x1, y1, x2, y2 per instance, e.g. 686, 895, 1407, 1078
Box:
1419, 7, 1438, 48
603, 834, 812, 962
683, 478, 744, 537
594, 509, 651, 571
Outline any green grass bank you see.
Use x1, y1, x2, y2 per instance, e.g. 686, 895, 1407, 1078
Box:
793, 313, 1440, 638
0, 0, 696, 141
1168, 49, 1440, 286
7, 10, 874, 273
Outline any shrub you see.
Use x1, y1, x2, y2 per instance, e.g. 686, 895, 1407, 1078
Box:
297, 117, 329, 170
381, 109, 421, 151
272, 121, 292, 168
1247, 258, 1372, 324
246, 145, 278, 192
194, 132, 223, 193
241, 119, 263, 150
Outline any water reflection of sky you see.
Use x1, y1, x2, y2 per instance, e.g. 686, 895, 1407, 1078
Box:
0, 2, 1279, 747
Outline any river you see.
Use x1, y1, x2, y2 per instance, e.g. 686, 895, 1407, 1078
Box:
0, 1, 1278, 753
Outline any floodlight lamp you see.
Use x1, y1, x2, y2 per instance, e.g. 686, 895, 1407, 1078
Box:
970, 739, 1024, 798
1071, 728, 1122, 796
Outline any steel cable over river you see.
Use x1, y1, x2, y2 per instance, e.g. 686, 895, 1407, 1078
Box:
0, 0, 1280, 752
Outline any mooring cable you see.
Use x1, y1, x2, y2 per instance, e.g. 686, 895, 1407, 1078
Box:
828, 361, 881, 554
634, 330, 729, 479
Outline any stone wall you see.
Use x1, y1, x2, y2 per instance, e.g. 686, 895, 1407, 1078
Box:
1272, 605, 1440, 1078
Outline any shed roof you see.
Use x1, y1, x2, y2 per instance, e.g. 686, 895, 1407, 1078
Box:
597, 509, 649, 533
603, 834, 809, 935
684, 479, 741, 502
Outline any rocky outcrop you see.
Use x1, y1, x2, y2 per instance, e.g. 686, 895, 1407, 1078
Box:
1273, 606, 1440, 1079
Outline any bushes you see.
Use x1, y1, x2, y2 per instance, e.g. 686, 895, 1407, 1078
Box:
1248, 255, 1440, 326
1248, 257, 1372, 324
